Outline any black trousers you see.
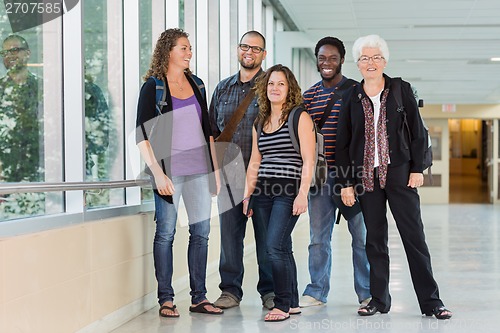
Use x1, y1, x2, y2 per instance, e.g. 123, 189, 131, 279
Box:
358, 163, 443, 313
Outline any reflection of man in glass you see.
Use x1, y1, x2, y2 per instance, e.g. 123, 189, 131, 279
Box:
0, 34, 43, 217
84, 72, 111, 208
85, 72, 110, 180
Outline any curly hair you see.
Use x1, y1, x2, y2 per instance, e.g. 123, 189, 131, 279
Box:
143, 28, 192, 82
314, 36, 345, 59
254, 64, 303, 128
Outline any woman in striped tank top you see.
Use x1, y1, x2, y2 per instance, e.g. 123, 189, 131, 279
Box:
242, 64, 315, 322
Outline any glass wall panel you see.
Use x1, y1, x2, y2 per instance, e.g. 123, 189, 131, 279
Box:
179, 0, 185, 29
139, 0, 154, 202
83, 0, 124, 209
0, 12, 63, 221
140, 1, 153, 85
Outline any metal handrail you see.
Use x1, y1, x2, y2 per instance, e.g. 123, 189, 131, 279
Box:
0, 179, 150, 195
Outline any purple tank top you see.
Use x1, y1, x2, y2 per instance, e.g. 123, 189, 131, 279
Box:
170, 95, 209, 176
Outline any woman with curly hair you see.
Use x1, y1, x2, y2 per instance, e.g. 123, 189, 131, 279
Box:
136, 28, 221, 317
242, 64, 315, 321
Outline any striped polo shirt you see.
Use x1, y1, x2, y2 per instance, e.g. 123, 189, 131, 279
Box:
303, 76, 355, 166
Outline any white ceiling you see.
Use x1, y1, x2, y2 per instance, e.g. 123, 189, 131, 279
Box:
277, 0, 500, 105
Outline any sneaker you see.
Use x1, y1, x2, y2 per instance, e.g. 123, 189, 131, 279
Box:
261, 292, 275, 310
299, 295, 324, 308
213, 292, 240, 309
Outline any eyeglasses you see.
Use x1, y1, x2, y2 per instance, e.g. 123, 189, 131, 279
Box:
238, 43, 265, 54
0, 47, 27, 57
357, 55, 385, 64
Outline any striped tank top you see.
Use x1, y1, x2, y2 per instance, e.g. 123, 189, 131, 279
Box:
257, 121, 302, 180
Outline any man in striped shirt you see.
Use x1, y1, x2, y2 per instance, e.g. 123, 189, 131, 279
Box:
299, 36, 371, 310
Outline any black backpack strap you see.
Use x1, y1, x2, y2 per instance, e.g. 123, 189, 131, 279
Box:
391, 77, 404, 113
151, 76, 167, 115
255, 122, 262, 143
288, 106, 303, 153
317, 78, 357, 130
190, 74, 207, 102
392, 77, 412, 143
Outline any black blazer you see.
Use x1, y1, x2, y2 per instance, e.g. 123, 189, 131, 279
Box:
335, 74, 426, 188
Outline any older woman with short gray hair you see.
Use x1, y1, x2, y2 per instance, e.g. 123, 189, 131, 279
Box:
336, 34, 452, 320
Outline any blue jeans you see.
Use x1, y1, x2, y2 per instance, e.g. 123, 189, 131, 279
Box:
252, 193, 299, 312
217, 199, 273, 301
153, 174, 212, 305
303, 171, 371, 303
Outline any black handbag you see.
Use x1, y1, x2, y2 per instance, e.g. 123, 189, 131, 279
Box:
332, 193, 362, 224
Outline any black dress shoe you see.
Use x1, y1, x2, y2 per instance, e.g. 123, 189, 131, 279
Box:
358, 305, 388, 316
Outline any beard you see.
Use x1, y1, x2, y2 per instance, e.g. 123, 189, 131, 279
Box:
239, 57, 260, 70
318, 63, 342, 83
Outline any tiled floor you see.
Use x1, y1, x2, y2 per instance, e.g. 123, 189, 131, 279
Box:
111, 203, 500, 333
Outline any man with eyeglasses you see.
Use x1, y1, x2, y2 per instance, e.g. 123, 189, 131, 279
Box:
0, 34, 43, 217
299, 36, 371, 310
209, 30, 274, 310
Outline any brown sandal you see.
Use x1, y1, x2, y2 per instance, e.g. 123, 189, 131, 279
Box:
189, 302, 223, 315
159, 304, 180, 318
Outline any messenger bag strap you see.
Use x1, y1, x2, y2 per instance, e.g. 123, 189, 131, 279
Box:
317, 92, 341, 130
215, 89, 256, 142
317, 78, 356, 130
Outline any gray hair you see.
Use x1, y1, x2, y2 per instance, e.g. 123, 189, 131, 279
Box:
352, 34, 390, 63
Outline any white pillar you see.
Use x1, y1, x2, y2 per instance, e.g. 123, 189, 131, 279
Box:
124, 0, 141, 205
63, 1, 84, 213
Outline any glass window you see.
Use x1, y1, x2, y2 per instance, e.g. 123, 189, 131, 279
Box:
139, 0, 153, 202
140, 0, 153, 85
179, 0, 185, 29
83, 0, 124, 209
0, 14, 63, 221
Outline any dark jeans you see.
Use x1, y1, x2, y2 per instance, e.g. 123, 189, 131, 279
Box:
252, 193, 300, 312
358, 163, 444, 313
217, 200, 273, 301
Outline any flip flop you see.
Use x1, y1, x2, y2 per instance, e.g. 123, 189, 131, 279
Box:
265, 311, 290, 322
189, 302, 224, 315
159, 304, 180, 318
289, 307, 301, 315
